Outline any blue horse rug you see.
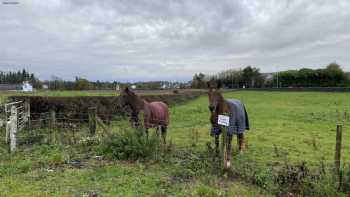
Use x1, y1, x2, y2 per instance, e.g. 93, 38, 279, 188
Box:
211, 99, 250, 136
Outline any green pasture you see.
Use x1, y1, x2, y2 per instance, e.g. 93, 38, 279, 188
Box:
170, 91, 350, 166
1, 91, 350, 196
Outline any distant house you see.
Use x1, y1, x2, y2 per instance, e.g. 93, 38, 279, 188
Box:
22, 81, 33, 92
161, 82, 169, 89
131, 85, 136, 89
261, 73, 274, 81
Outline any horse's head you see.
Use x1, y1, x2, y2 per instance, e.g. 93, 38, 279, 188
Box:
120, 87, 131, 108
207, 80, 224, 113
207, 80, 225, 135
120, 86, 145, 111
120, 86, 143, 127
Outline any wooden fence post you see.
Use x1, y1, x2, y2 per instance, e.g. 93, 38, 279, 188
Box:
5, 119, 10, 144
24, 98, 30, 129
221, 126, 228, 169
9, 106, 17, 153
89, 107, 97, 136
335, 124, 343, 175
96, 116, 111, 137
49, 109, 57, 144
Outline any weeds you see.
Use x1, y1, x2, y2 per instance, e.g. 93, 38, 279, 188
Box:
191, 184, 226, 197
97, 128, 161, 161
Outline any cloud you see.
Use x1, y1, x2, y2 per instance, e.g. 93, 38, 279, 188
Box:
0, 0, 350, 81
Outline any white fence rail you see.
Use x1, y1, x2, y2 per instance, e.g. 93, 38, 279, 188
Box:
1, 100, 30, 152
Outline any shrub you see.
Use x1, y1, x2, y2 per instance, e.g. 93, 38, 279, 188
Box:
171, 166, 195, 182
337, 166, 350, 196
274, 161, 310, 195
98, 128, 161, 161
78, 136, 101, 152
274, 161, 345, 197
36, 144, 67, 166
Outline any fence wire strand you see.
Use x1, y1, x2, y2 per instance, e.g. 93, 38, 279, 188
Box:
0, 108, 349, 170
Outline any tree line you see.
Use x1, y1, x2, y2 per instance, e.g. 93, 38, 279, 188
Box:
45, 76, 119, 90
276, 63, 348, 87
0, 69, 188, 90
191, 66, 269, 88
191, 63, 350, 88
2, 63, 349, 90
0, 69, 42, 88
45, 77, 187, 90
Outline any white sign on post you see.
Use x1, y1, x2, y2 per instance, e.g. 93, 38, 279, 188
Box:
218, 115, 230, 126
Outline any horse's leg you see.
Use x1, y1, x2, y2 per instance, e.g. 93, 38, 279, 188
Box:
226, 134, 233, 167
161, 126, 167, 144
131, 111, 140, 127
214, 135, 220, 157
145, 128, 149, 139
237, 133, 245, 153
155, 126, 160, 136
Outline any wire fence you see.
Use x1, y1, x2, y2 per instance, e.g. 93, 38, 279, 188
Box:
0, 106, 349, 173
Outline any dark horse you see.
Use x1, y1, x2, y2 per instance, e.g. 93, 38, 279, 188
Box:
120, 87, 169, 144
207, 81, 249, 168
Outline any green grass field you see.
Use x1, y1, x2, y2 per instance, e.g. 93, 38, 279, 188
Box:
172, 91, 350, 163
1, 91, 350, 196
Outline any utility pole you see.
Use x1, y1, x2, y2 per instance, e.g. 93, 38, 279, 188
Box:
231, 73, 234, 89
276, 67, 279, 88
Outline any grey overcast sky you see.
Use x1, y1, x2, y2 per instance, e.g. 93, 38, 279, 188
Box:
0, 0, 350, 82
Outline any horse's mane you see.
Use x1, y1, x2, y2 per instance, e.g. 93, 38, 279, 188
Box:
215, 91, 227, 115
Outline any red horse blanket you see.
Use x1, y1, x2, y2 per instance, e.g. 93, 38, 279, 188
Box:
143, 101, 169, 128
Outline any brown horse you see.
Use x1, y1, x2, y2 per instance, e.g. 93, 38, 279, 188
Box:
207, 81, 249, 168
120, 87, 169, 144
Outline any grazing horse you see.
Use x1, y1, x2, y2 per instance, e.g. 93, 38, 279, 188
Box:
120, 87, 169, 144
207, 81, 249, 168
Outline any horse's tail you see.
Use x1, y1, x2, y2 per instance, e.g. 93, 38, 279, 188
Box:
159, 102, 169, 127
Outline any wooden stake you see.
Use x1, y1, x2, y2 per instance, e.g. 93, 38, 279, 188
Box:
9, 106, 17, 153
24, 98, 30, 129
335, 125, 343, 175
49, 109, 57, 144
88, 107, 97, 136
96, 116, 112, 137
221, 127, 228, 169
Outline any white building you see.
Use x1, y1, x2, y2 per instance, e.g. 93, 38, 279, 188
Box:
22, 81, 33, 92
161, 83, 167, 89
